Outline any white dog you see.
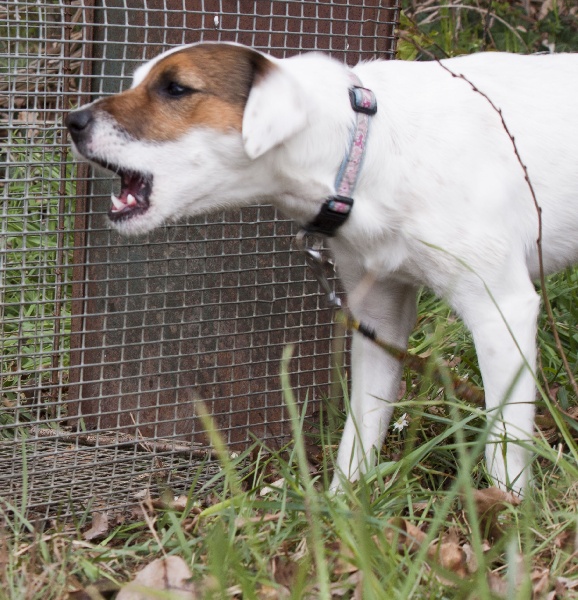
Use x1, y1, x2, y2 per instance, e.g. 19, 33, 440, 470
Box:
66, 43, 578, 495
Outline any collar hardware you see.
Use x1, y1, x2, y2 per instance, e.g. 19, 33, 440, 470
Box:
294, 230, 342, 308
302, 194, 353, 237
349, 86, 378, 115
301, 75, 377, 239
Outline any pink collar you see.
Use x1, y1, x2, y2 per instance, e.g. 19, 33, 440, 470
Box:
301, 74, 377, 237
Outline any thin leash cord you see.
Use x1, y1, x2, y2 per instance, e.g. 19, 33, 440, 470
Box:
297, 232, 485, 407
335, 309, 485, 406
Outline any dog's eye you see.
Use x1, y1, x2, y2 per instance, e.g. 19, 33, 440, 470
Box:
164, 81, 195, 98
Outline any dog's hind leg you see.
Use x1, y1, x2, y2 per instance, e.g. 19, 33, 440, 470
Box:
330, 279, 417, 490
457, 272, 540, 496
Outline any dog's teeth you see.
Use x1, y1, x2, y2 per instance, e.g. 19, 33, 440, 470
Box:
111, 194, 125, 211
127, 194, 137, 206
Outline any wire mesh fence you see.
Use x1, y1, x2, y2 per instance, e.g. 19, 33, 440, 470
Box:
1, 0, 400, 524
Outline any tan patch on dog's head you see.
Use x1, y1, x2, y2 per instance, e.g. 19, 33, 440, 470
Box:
95, 44, 273, 142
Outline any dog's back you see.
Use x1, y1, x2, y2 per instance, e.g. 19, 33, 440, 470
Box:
345, 52, 578, 280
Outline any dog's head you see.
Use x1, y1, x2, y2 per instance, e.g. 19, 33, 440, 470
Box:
66, 43, 309, 234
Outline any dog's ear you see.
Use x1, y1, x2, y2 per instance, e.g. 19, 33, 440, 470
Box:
242, 57, 307, 159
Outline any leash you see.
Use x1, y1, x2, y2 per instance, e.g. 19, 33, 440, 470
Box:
295, 232, 484, 406
296, 75, 485, 407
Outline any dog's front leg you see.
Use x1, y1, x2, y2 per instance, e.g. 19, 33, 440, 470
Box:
331, 279, 417, 490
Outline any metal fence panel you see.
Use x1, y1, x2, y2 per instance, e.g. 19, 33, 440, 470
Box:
1, 0, 400, 522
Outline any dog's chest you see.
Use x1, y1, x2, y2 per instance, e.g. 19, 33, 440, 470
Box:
331, 230, 459, 298
332, 233, 420, 284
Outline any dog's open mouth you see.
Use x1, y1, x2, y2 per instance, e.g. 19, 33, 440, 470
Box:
108, 169, 152, 222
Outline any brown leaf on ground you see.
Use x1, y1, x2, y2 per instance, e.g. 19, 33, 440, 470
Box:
427, 540, 468, 579
352, 569, 364, 600
271, 555, 299, 588
470, 487, 521, 541
554, 526, 578, 553
82, 512, 109, 541
115, 556, 197, 600
531, 568, 551, 599
235, 512, 283, 529
488, 571, 509, 598
257, 583, 290, 599
385, 517, 427, 553
149, 492, 196, 513
487, 561, 551, 599
385, 518, 469, 580
68, 578, 119, 600
0, 533, 8, 573
328, 538, 358, 576
472, 487, 521, 514
552, 576, 578, 598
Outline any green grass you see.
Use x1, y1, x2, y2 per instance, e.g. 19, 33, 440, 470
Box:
398, 0, 578, 59
2, 371, 578, 599
3, 282, 578, 598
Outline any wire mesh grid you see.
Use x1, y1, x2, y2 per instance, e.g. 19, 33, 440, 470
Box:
1, 0, 400, 523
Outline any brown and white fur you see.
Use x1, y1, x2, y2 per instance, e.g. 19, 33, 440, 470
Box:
66, 42, 578, 495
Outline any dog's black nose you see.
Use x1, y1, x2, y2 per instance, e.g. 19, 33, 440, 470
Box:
65, 108, 93, 142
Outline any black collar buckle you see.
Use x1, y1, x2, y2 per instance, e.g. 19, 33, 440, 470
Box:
302, 195, 353, 237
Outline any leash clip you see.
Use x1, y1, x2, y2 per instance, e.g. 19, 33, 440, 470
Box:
295, 230, 342, 309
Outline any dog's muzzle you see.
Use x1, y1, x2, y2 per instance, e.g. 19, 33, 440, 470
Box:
65, 107, 153, 223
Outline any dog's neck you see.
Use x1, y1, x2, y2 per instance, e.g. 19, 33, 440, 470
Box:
300, 79, 377, 238
247, 54, 376, 234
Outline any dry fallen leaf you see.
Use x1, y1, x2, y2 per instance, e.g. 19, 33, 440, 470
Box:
172, 495, 190, 511
385, 518, 470, 581
271, 555, 299, 588
116, 556, 197, 600
68, 578, 120, 600
329, 571, 363, 598
385, 517, 426, 553
256, 583, 290, 599
553, 576, 578, 598
427, 540, 468, 579
487, 571, 509, 598
334, 543, 359, 576
554, 526, 578, 554
470, 487, 521, 541
460, 543, 480, 575
472, 487, 521, 513
531, 568, 550, 600
83, 512, 109, 541
486, 556, 551, 599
